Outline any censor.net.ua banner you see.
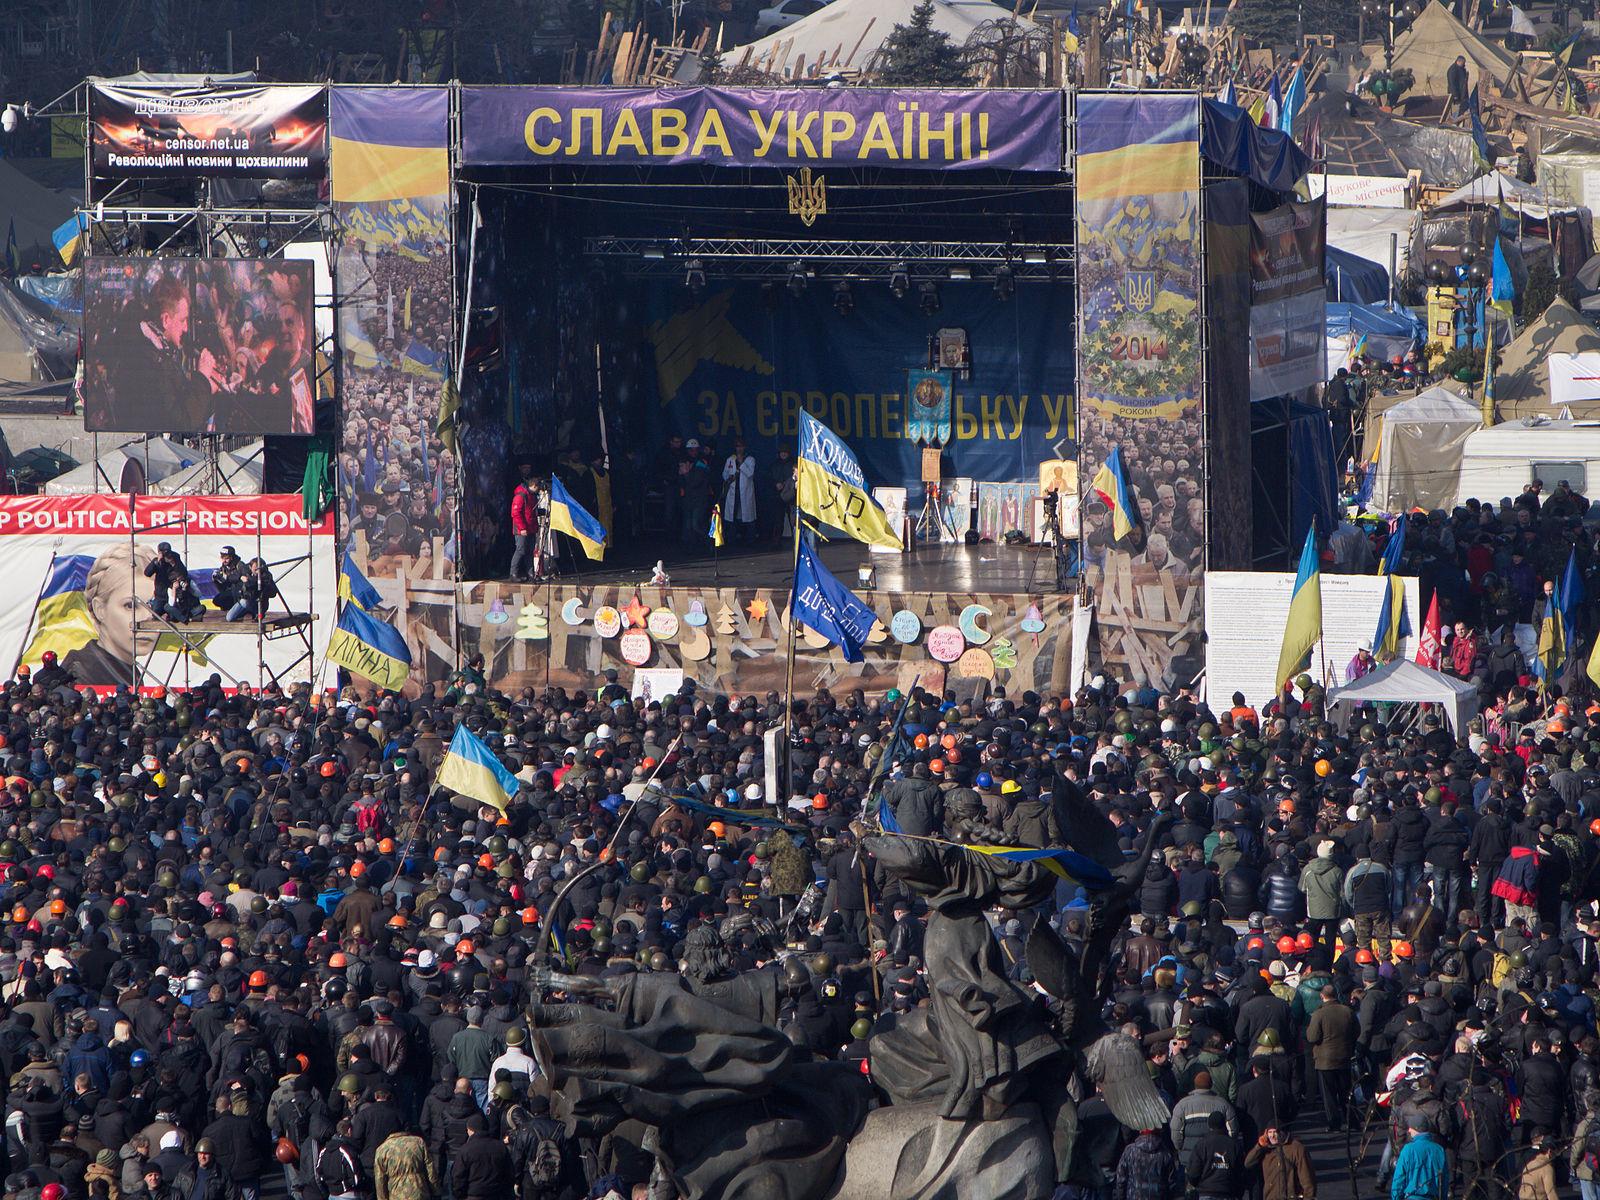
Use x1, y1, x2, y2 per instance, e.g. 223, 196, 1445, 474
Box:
90, 83, 327, 178
460, 86, 1064, 171
0, 495, 334, 692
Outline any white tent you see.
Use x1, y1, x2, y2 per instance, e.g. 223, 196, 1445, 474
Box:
735, 0, 1034, 78
1377, 0, 1516, 98
43, 437, 201, 495
149, 441, 265, 495
1326, 658, 1480, 733
1368, 386, 1483, 513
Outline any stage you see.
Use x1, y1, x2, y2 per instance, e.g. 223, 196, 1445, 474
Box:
510, 540, 1078, 595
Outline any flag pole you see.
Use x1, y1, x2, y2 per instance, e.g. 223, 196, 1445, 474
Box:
781, 515, 801, 808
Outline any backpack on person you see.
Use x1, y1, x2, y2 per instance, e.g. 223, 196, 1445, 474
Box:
525, 1128, 564, 1191
1583, 1125, 1600, 1174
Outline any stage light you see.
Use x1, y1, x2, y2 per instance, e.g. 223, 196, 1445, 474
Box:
919, 282, 940, 315
857, 564, 876, 589
832, 280, 853, 315
948, 266, 972, 281
787, 261, 808, 296
993, 266, 1015, 301
641, 245, 666, 261
889, 263, 910, 299
684, 258, 705, 294
1022, 249, 1049, 266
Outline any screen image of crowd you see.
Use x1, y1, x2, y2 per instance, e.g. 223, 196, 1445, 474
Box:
83, 258, 316, 436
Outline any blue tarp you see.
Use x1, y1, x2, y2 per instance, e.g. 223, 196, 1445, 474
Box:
1288, 399, 1339, 542
1326, 246, 1389, 304
1201, 99, 1313, 194
1326, 301, 1427, 363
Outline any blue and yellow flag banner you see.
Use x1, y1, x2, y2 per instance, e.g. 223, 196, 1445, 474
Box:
1090, 445, 1138, 540
797, 410, 902, 550
793, 534, 877, 663
51, 214, 86, 267
966, 844, 1115, 888
548, 476, 608, 561
338, 549, 384, 611
436, 724, 519, 813
21, 554, 98, 666
1276, 527, 1322, 688
325, 602, 412, 692
1372, 516, 1409, 659
709, 505, 725, 549
1560, 547, 1584, 654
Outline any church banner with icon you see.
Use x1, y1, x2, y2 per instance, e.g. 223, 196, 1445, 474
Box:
906, 369, 954, 444
1074, 93, 1205, 688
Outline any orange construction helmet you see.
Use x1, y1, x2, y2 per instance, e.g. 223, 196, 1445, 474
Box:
521, 907, 539, 925
913, 733, 929, 750
48, 899, 66, 916
319, 760, 338, 778
1591, 817, 1600, 838
348, 860, 366, 878
1355, 948, 1375, 964
707, 821, 726, 838
387, 914, 406, 929
1393, 940, 1414, 959
940, 733, 958, 751
247, 970, 269, 989
1276, 935, 1297, 956
328, 952, 348, 969
457, 939, 474, 955
929, 759, 945, 775
10, 906, 25, 924
378, 838, 395, 855
812, 794, 828, 810
1295, 931, 1314, 952
477, 853, 495, 870
1247, 936, 1265, 951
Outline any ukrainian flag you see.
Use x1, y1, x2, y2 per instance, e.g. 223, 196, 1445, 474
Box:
325, 602, 412, 692
436, 724, 519, 813
548, 476, 607, 561
797, 410, 902, 550
51, 214, 86, 267
1090, 445, 1137, 541
338, 550, 384, 612
401, 342, 447, 380
967, 844, 1114, 888
1372, 516, 1410, 660
20, 555, 98, 666
709, 505, 725, 548
1275, 527, 1323, 689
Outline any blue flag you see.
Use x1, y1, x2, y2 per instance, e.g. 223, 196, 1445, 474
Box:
792, 535, 877, 663
339, 549, 384, 611
1560, 547, 1584, 654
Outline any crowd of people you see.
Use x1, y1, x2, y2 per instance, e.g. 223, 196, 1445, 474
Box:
16, 492, 1600, 1200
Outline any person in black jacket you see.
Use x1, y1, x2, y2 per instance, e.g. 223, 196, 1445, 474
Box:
1516, 1035, 1567, 1145
1257, 848, 1304, 923
1470, 800, 1511, 926
1390, 796, 1430, 914
1185, 1111, 1240, 1199
1424, 803, 1471, 931
143, 543, 190, 618
881, 765, 942, 837
226, 559, 278, 622
200, 1092, 271, 1200
449, 1115, 511, 1200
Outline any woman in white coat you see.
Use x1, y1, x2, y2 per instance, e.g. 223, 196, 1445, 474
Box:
721, 438, 758, 543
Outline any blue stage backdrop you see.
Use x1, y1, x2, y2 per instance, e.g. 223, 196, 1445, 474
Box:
640, 279, 1075, 490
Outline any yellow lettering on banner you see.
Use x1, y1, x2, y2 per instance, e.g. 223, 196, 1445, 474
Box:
954, 396, 979, 439
1043, 393, 1071, 440
606, 109, 648, 156
756, 391, 778, 437
961, 112, 973, 161
567, 109, 602, 156
899, 102, 919, 160
696, 390, 719, 436
781, 390, 801, 435
788, 111, 819, 158
719, 392, 743, 437
981, 395, 1002, 439
881, 394, 902, 439
653, 109, 689, 155
525, 107, 561, 155
821, 112, 856, 158
751, 111, 783, 158
854, 393, 877, 438
691, 109, 732, 158
804, 390, 828, 420
919, 112, 957, 161
1003, 394, 1024, 439
830, 391, 852, 435
858, 113, 900, 160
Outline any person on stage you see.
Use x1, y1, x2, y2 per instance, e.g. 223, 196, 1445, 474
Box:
509, 463, 539, 582
721, 438, 757, 545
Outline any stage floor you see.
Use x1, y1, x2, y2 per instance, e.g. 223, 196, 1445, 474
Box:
519, 540, 1077, 594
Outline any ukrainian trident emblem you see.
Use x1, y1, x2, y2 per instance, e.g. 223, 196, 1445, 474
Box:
1123, 270, 1157, 313
787, 167, 827, 227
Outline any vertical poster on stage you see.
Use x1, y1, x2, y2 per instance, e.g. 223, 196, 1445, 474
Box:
89, 83, 327, 178
906, 369, 954, 445
331, 86, 455, 686
1249, 195, 1327, 399
1075, 92, 1204, 687
0, 495, 334, 692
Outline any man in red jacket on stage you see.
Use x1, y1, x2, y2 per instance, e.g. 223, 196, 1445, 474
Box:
509, 462, 541, 581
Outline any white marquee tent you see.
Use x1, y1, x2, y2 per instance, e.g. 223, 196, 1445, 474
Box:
1326, 658, 1480, 733
1367, 386, 1483, 513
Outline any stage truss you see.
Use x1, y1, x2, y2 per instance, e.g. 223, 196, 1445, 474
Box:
584, 236, 1074, 282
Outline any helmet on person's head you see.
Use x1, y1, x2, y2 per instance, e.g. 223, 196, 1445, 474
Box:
40, 652, 56, 666
1393, 941, 1414, 959
1295, 931, 1314, 953
320, 761, 338, 778
248, 970, 269, 989
1355, 948, 1375, 965
1276, 935, 1297, 956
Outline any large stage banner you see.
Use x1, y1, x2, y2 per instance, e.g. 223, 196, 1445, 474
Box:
331, 87, 455, 686
90, 83, 327, 178
641, 279, 1074, 487
460, 87, 1064, 172
0, 495, 334, 692
1249, 195, 1327, 399
1075, 93, 1204, 688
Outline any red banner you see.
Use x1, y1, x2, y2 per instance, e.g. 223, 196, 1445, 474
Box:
0, 494, 334, 537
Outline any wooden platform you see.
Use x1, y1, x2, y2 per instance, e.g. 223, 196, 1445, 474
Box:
135, 613, 315, 635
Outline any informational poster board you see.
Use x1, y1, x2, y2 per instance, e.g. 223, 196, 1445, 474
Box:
1205, 570, 1422, 709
